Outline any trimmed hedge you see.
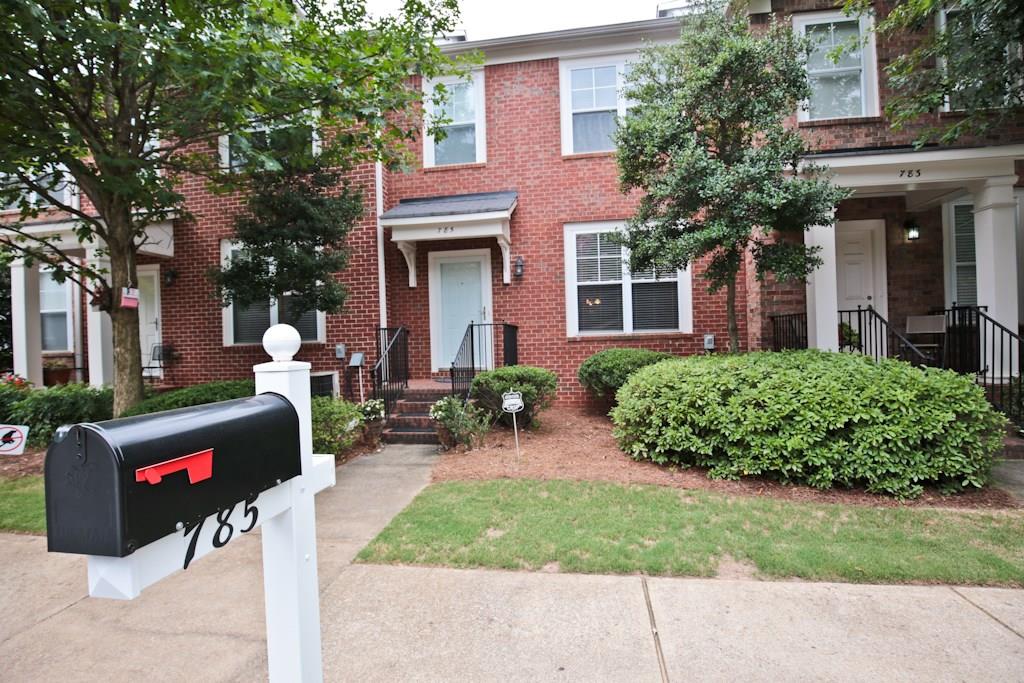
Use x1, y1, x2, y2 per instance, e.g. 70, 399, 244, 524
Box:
578, 348, 673, 404
311, 396, 363, 455
121, 380, 255, 417
611, 351, 1006, 498
11, 383, 113, 447
470, 365, 557, 428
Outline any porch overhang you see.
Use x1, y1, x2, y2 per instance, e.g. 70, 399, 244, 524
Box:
381, 191, 518, 287
0, 216, 175, 257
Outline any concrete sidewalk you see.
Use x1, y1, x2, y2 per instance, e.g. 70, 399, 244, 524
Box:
2, 445, 1024, 682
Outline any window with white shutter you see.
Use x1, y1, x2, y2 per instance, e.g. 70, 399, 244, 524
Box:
564, 223, 692, 336
951, 203, 978, 306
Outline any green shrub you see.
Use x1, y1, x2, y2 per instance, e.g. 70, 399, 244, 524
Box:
470, 365, 558, 428
577, 348, 673, 404
311, 396, 363, 455
12, 383, 113, 447
429, 396, 490, 449
611, 350, 1007, 499
122, 380, 255, 417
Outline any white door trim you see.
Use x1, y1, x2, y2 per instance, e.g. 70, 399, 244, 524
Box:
137, 264, 163, 378
427, 248, 493, 372
836, 219, 888, 321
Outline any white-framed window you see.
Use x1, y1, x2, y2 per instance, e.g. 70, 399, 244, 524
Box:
218, 125, 320, 172
559, 55, 633, 155
219, 241, 325, 345
1, 167, 78, 213
563, 222, 692, 336
310, 371, 339, 398
947, 200, 978, 306
423, 69, 486, 167
794, 11, 879, 121
39, 269, 74, 352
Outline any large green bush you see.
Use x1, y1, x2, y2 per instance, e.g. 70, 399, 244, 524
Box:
121, 380, 255, 417
430, 396, 490, 449
311, 396, 363, 455
12, 383, 113, 447
611, 351, 1007, 498
470, 365, 557, 428
578, 348, 673, 404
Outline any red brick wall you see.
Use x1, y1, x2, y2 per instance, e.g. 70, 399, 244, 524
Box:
385, 58, 744, 403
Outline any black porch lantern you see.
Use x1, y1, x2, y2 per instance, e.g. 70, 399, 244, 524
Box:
904, 217, 921, 241
514, 255, 525, 277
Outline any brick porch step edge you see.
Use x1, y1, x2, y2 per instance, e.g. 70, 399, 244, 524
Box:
382, 426, 439, 445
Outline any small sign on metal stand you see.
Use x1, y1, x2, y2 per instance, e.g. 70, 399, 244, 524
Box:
0, 424, 30, 455
502, 391, 524, 465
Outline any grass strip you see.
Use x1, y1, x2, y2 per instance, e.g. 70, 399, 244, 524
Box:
358, 479, 1024, 586
0, 476, 45, 534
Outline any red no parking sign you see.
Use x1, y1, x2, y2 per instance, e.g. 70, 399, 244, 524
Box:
0, 425, 30, 455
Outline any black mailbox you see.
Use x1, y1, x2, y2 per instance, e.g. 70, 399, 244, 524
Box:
45, 393, 301, 558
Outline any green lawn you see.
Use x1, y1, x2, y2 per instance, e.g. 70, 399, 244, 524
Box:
0, 476, 45, 534
358, 479, 1024, 586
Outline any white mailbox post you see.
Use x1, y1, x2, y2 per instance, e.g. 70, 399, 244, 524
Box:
79, 324, 335, 682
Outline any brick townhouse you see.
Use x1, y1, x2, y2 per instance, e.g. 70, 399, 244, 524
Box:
7, 2, 1024, 408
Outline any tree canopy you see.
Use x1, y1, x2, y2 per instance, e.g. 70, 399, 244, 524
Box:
0, 0, 464, 413
615, 5, 849, 352
843, 0, 1024, 144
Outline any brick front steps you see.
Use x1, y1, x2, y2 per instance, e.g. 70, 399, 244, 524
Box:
382, 386, 450, 445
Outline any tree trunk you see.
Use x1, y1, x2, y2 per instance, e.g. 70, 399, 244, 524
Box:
726, 276, 740, 353
105, 219, 145, 416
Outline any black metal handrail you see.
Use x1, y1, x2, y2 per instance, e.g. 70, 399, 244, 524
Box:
941, 305, 1022, 426
450, 321, 519, 399
768, 312, 809, 351
838, 306, 931, 366
372, 326, 409, 417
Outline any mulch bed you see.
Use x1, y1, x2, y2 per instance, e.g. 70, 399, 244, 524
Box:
432, 407, 1021, 511
0, 449, 44, 479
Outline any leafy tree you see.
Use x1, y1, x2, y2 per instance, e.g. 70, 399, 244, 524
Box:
210, 160, 363, 318
0, 0, 463, 414
0, 262, 11, 372
842, 0, 1023, 145
615, 5, 850, 352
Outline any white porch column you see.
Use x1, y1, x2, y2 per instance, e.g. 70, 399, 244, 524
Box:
805, 222, 840, 351
971, 175, 1019, 333
10, 260, 43, 386
86, 251, 113, 387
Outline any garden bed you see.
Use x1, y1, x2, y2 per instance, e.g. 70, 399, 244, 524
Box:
433, 407, 1019, 510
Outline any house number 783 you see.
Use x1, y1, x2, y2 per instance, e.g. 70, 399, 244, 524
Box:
898, 169, 922, 178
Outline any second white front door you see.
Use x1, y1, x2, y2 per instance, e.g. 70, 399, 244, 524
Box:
138, 268, 162, 377
429, 249, 492, 371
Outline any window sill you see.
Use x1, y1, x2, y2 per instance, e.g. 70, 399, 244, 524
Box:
423, 162, 487, 173
798, 115, 883, 128
567, 331, 692, 343
562, 151, 615, 161
224, 340, 324, 348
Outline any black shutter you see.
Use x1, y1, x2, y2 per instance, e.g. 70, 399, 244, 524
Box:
233, 300, 271, 344
632, 282, 678, 330
578, 284, 623, 332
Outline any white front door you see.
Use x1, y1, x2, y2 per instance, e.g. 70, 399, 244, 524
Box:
137, 268, 162, 377
836, 231, 876, 311
429, 249, 492, 372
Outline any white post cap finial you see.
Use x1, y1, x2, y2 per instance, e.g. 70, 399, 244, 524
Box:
263, 324, 301, 362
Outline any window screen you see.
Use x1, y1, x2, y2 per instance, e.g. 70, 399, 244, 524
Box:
232, 300, 272, 344
39, 271, 69, 351
310, 373, 337, 398
279, 295, 318, 341
434, 82, 476, 165
570, 66, 619, 153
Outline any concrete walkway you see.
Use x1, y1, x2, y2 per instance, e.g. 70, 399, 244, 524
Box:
2, 445, 1024, 681
995, 460, 1024, 502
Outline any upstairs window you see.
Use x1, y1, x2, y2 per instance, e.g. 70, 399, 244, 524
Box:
1, 168, 76, 212
423, 70, 486, 167
795, 12, 879, 121
560, 56, 632, 155
219, 125, 318, 172
220, 242, 322, 345
563, 222, 692, 336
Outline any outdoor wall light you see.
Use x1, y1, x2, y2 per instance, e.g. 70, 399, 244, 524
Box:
514, 255, 525, 277
162, 268, 178, 287
904, 217, 921, 241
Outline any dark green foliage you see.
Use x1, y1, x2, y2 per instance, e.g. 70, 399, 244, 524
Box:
429, 396, 490, 449
0, 266, 11, 371
121, 380, 255, 417
615, 3, 850, 351
12, 384, 113, 447
577, 348, 673, 404
470, 366, 558, 428
0, 383, 30, 422
611, 351, 1006, 499
311, 396, 362, 455
209, 162, 363, 317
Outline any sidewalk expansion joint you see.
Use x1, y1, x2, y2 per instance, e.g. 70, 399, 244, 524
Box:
950, 587, 1024, 641
642, 577, 670, 683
